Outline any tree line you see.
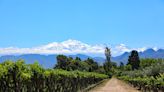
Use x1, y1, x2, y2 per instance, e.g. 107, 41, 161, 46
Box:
53, 47, 144, 78
54, 55, 107, 74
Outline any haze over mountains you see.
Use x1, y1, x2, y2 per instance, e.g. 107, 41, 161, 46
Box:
0, 39, 148, 57
0, 48, 163, 68
0, 39, 163, 68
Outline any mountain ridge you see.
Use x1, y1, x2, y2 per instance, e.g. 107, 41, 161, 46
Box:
112, 48, 164, 64
0, 48, 164, 68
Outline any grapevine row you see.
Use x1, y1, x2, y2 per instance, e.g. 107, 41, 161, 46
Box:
118, 74, 164, 92
0, 60, 108, 92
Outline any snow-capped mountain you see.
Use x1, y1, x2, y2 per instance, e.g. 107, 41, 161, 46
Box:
0, 39, 156, 57
0, 48, 164, 68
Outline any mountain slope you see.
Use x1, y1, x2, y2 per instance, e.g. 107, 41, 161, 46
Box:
113, 48, 164, 64
0, 54, 104, 68
0, 54, 57, 68
0, 48, 164, 68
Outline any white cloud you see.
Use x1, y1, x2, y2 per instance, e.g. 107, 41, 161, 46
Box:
0, 39, 159, 56
0, 39, 105, 56
111, 44, 130, 55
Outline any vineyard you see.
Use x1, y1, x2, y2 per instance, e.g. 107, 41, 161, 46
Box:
118, 74, 164, 92
0, 60, 108, 92
0, 49, 164, 92
117, 59, 164, 92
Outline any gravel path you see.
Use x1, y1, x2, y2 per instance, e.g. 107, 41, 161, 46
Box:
89, 78, 140, 92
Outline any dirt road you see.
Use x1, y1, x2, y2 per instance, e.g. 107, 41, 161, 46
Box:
89, 78, 140, 92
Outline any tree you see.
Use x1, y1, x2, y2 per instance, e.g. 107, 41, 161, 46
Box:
105, 47, 111, 62
85, 58, 98, 72
75, 57, 81, 61
67, 59, 79, 71
103, 47, 113, 76
127, 50, 140, 70
55, 55, 101, 72
55, 55, 68, 69
119, 62, 124, 69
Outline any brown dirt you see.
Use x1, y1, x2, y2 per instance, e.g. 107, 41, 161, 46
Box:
89, 77, 140, 92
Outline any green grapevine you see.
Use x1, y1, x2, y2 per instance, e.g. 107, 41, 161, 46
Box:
0, 60, 108, 92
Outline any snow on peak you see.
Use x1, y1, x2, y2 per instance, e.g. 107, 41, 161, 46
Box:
0, 39, 161, 56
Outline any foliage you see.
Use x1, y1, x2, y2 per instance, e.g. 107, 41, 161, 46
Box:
55, 55, 68, 70
103, 47, 117, 77
117, 58, 164, 92
105, 47, 111, 62
55, 55, 103, 73
84, 58, 99, 72
0, 60, 108, 92
119, 62, 124, 69
118, 74, 164, 91
140, 58, 162, 69
127, 50, 140, 70
124, 64, 132, 71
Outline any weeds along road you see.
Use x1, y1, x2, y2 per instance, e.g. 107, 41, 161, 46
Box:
89, 77, 140, 92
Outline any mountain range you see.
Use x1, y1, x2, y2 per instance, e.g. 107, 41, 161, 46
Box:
112, 48, 164, 64
0, 48, 163, 68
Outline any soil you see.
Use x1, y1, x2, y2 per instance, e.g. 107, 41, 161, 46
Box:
89, 77, 140, 92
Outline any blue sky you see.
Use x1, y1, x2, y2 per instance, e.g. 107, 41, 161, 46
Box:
0, 0, 164, 48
